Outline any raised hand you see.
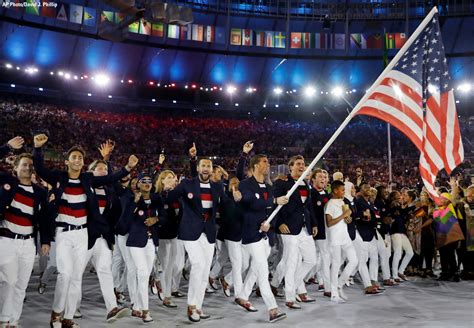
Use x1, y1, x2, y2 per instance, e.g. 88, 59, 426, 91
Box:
7, 136, 24, 150
232, 185, 242, 202
243, 141, 254, 154
34, 134, 48, 148
127, 155, 139, 170
98, 139, 115, 160
189, 142, 197, 158
159, 153, 166, 165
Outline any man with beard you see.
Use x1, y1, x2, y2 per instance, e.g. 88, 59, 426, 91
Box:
166, 158, 229, 323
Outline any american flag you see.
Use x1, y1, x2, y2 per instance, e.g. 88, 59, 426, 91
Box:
354, 10, 464, 199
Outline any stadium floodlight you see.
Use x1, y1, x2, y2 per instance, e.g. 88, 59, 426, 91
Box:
108, 95, 113, 98
246, 87, 256, 93
215, 102, 219, 106
457, 83, 471, 93
273, 87, 283, 95
226, 85, 237, 95
94, 73, 110, 87
64, 73, 71, 79
5, 63, 12, 69
25, 67, 38, 74
304, 86, 317, 98
331, 86, 343, 97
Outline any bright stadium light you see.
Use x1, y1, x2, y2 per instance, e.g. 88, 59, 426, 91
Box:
5, 63, 12, 69
64, 73, 71, 79
273, 87, 283, 95
94, 73, 110, 87
331, 86, 343, 97
226, 85, 237, 95
457, 83, 471, 93
304, 86, 317, 98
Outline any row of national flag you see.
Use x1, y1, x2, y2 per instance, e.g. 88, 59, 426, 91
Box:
9, 1, 407, 49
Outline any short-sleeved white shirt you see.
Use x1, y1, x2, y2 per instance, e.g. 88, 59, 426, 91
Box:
325, 198, 352, 246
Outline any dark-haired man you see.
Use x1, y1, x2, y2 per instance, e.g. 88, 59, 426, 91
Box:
274, 155, 317, 309
0, 137, 52, 328
165, 158, 229, 323
232, 154, 287, 323
32, 134, 138, 328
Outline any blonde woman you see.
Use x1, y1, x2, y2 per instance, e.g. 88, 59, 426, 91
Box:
154, 170, 185, 308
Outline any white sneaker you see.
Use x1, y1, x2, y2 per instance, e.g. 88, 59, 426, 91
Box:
142, 311, 153, 324
331, 296, 346, 304
338, 287, 348, 301
73, 309, 83, 319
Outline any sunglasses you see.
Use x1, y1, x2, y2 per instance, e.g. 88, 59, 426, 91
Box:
139, 178, 153, 184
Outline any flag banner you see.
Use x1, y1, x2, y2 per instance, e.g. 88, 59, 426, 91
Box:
140, 19, 152, 35
350, 33, 367, 49
334, 33, 345, 50
433, 206, 465, 249
192, 24, 203, 42
152, 23, 164, 37
230, 28, 242, 45
242, 29, 253, 46
274, 31, 285, 48
265, 31, 274, 48
25, 0, 39, 15
114, 12, 126, 24
128, 20, 139, 33
101, 11, 114, 23
290, 32, 301, 49
69, 4, 83, 24
215, 27, 225, 44
354, 11, 464, 199
178, 25, 190, 40
385, 33, 396, 49
254, 30, 265, 47
204, 25, 215, 43
41, 5, 56, 18
56, 3, 69, 21
82, 7, 96, 26
315, 33, 333, 49
395, 33, 407, 48
367, 33, 383, 49
301, 32, 313, 49
168, 24, 179, 39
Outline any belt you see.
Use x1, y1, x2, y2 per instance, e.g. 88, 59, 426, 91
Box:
56, 222, 87, 231
0, 228, 34, 240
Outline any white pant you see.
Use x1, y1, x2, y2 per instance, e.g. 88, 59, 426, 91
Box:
41, 241, 57, 285
158, 238, 185, 298
78, 237, 117, 313
239, 239, 277, 310
52, 228, 89, 320
281, 229, 317, 302
209, 239, 229, 279
117, 234, 138, 309
112, 235, 127, 293
375, 231, 391, 281
315, 239, 331, 292
223, 240, 244, 296
0, 237, 36, 325
129, 239, 156, 311
182, 234, 214, 310
391, 233, 414, 278
330, 242, 358, 296
367, 238, 379, 282
351, 233, 372, 288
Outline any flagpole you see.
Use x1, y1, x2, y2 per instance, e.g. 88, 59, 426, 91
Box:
262, 7, 439, 226
387, 123, 393, 191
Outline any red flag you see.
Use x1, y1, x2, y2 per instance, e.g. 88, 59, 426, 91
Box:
354, 13, 464, 200
290, 33, 301, 48
395, 33, 407, 48
242, 29, 253, 46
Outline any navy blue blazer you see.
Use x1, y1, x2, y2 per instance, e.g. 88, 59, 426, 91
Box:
374, 198, 391, 237
217, 190, 244, 242
273, 175, 316, 236
238, 176, 275, 245
354, 196, 377, 242
33, 148, 130, 244
344, 197, 357, 241
119, 193, 165, 247
311, 188, 330, 240
0, 172, 53, 246
87, 185, 117, 250
157, 191, 182, 240
169, 177, 229, 243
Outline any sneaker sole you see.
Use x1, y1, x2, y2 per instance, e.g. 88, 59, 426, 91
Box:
269, 314, 287, 323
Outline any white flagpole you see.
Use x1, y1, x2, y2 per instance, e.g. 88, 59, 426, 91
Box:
263, 7, 439, 226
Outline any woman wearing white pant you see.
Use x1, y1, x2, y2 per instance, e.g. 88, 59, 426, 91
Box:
122, 173, 164, 324
325, 180, 359, 303
387, 191, 414, 282
154, 170, 185, 307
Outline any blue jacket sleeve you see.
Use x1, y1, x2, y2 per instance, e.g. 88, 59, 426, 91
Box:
32, 148, 61, 186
